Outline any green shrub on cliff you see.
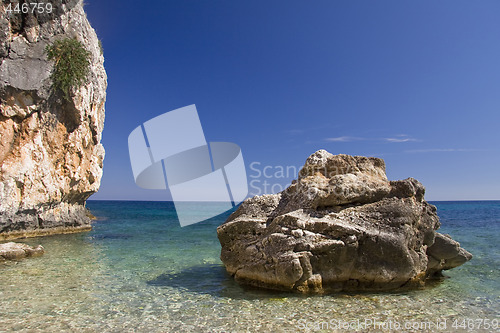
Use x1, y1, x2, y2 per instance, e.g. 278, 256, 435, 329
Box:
46, 38, 91, 100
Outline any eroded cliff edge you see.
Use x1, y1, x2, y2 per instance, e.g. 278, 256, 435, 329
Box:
0, 1, 106, 240
218, 150, 472, 293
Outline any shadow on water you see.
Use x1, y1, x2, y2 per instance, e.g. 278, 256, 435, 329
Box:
147, 264, 301, 300
147, 264, 449, 300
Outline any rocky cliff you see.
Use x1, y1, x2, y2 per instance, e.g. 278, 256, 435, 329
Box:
218, 150, 472, 293
0, 1, 106, 240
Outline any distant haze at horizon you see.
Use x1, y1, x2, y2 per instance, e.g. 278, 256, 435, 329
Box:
84, 0, 500, 202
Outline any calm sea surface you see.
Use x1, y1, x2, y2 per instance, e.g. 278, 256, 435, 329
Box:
0, 201, 498, 332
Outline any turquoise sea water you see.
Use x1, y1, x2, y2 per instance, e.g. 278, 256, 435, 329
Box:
0, 201, 499, 332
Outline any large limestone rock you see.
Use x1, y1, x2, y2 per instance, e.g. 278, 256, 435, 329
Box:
217, 150, 472, 293
0, 1, 106, 240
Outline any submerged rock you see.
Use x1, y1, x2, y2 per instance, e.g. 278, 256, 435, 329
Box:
217, 150, 472, 293
0, 242, 44, 260
0, 1, 106, 239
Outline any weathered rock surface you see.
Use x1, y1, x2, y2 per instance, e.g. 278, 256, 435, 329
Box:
0, 1, 106, 240
0, 241, 44, 260
218, 150, 472, 293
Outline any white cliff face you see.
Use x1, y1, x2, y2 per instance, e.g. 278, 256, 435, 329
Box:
0, 1, 106, 239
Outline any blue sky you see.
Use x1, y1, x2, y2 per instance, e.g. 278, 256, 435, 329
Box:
86, 0, 499, 201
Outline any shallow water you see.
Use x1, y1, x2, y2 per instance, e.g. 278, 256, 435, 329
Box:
0, 201, 498, 332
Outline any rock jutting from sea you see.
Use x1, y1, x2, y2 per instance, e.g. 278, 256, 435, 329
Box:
217, 150, 472, 293
0, 1, 106, 240
0, 242, 44, 261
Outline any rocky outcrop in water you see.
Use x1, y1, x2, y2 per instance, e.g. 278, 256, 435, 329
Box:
0, 1, 106, 240
217, 150, 472, 293
0, 241, 44, 260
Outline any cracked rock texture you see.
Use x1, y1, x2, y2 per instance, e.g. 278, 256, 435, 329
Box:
0, 1, 106, 240
217, 150, 472, 293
